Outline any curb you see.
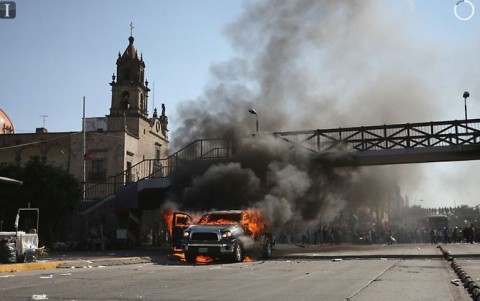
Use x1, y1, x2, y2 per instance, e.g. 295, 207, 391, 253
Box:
439, 246, 480, 301
56, 256, 154, 269
0, 256, 157, 273
0, 261, 63, 273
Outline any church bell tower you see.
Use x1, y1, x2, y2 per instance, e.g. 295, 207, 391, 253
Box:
108, 30, 150, 132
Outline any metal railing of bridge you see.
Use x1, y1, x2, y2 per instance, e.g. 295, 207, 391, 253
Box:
273, 119, 480, 154
82, 138, 232, 203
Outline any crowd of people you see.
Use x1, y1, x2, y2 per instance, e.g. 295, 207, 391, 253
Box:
428, 224, 476, 244
289, 224, 480, 245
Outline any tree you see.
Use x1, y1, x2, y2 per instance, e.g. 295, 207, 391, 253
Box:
0, 157, 81, 246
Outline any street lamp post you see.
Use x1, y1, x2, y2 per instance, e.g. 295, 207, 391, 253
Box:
248, 108, 258, 134
463, 91, 470, 121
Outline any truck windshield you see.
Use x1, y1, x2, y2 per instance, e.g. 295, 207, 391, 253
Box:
198, 213, 242, 225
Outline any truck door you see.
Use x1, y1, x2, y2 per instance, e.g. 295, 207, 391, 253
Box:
171, 212, 193, 251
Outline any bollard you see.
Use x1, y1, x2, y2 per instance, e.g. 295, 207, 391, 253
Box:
473, 288, 480, 301
472, 288, 480, 299
463, 277, 473, 288
468, 282, 479, 294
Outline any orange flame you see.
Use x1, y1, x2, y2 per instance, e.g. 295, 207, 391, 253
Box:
173, 252, 185, 262
241, 209, 268, 237
200, 218, 236, 225
196, 255, 214, 264
163, 211, 194, 238
163, 211, 174, 237
243, 256, 253, 262
173, 252, 214, 264
174, 252, 253, 264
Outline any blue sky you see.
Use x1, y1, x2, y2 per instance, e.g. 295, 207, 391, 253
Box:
2, 0, 480, 208
1, 1, 479, 133
1, 0, 242, 133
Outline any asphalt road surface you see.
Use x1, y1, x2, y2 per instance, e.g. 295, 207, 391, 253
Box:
0, 243, 476, 301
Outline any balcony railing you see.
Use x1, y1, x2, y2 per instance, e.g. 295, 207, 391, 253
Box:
82, 138, 232, 203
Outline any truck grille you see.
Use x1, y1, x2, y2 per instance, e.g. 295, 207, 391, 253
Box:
191, 232, 218, 241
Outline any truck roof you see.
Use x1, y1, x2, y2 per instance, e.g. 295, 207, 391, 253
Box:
205, 210, 244, 215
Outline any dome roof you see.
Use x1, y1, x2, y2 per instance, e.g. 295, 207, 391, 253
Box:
0, 108, 15, 134
122, 36, 138, 60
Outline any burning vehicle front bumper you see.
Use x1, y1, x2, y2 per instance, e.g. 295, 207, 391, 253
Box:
181, 241, 237, 256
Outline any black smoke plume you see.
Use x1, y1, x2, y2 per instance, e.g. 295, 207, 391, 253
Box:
168, 1, 461, 235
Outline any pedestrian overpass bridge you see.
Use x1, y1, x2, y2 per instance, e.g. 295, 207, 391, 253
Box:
275, 118, 480, 166
82, 118, 480, 207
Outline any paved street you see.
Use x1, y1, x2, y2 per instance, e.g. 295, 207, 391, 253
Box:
0, 258, 470, 301
0, 243, 479, 300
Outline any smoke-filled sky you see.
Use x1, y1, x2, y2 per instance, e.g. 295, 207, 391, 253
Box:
2, 0, 480, 208
173, 0, 480, 210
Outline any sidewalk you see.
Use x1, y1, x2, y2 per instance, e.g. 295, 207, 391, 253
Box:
0, 247, 171, 273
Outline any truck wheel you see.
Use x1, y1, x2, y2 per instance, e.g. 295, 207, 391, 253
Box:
185, 252, 196, 264
263, 240, 272, 259
232, 243, 243, 263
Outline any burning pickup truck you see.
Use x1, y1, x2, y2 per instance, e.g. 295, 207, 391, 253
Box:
172, 209, 273, 263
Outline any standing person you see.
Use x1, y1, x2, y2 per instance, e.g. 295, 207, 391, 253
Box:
463, 226, 469, 243
442, 227, 449, 244
386, 228, 394, 245
452, 227, 460, 243
436, 228, 443, 244
430, 228, 436, 244
469, 224, 475, 244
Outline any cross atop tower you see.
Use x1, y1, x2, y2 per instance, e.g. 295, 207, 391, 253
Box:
129, 22, 134, 37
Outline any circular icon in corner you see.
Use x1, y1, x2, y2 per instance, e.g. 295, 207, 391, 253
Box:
454, 0, 475, 21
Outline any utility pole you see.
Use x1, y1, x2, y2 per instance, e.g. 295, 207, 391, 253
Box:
82, 97, 86, 203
